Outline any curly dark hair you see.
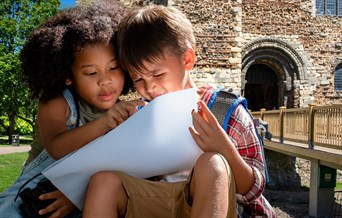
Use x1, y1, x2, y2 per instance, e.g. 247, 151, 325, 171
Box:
20, 0, 132, 102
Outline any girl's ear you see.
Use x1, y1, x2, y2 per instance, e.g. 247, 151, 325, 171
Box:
65, 79, 72, 86
183, 48, 196, 71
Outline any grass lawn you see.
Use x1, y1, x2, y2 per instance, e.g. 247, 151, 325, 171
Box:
0, 152, 28, 193
0, 135, 33, 145
336, 182, 342, 190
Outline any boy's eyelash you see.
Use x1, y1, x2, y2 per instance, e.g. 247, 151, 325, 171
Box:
154, 73, 163, 77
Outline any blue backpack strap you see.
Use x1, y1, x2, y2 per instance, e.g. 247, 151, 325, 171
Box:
208, 87, 239, 129
208, 87, 270, 184
223, 96, 247, 130
207, 87, 223, 110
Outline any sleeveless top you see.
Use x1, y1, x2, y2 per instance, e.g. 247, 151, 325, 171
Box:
25, 89, 79, 165
0, 89, 79, 217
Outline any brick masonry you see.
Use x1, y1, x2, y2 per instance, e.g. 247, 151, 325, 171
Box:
120, 0, 342, 108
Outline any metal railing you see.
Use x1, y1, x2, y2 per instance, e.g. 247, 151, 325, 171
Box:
251, 104, 342, 150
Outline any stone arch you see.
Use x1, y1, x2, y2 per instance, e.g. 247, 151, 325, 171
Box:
242, 38, 308, 109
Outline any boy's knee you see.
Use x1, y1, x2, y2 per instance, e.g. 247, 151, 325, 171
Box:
89, 171, 121, 187
191, 153, 234, 198
194, 152, 231, 178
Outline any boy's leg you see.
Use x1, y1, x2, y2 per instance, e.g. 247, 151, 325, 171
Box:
83, 172, 128, 218
189, 152, 236, 218
84, 171, 187, 218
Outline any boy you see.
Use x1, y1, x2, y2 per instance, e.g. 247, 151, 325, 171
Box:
83, 5, 276, 217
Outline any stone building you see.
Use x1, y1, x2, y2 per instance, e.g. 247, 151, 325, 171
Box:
117, 0, 342, 111
108, 0, 342, 189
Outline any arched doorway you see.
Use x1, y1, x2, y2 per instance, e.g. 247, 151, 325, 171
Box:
242, 38, 308, 110
244, 64, 279, 111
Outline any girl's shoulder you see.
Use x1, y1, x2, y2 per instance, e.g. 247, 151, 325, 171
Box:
38, 95, 68, 108
37, 95, 69, 119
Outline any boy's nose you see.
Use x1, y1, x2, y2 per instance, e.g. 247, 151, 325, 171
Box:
144, 83, 158, 99
145, 80, 156, 94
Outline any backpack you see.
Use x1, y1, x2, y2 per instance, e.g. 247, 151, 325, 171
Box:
207, 87, 270, 183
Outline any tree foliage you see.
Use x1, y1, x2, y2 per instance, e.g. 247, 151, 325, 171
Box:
0, 0, 60, 141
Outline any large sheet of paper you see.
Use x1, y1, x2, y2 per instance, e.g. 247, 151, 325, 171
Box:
42, 88, 203, 209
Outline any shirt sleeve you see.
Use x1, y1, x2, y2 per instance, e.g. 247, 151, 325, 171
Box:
226, 104, 266, 204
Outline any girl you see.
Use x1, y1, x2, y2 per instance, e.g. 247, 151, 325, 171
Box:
0, 1, 144, 217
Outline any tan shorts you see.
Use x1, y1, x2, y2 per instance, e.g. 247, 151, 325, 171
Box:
113, 171, 192, 218
112, 156, 236, 218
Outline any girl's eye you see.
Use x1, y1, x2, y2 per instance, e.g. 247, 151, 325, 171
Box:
87, 72, 97, 76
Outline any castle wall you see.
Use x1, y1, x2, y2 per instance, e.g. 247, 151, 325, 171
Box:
242, 0, 342, 105
119, 0, 342, 107
174, 0, 342, 106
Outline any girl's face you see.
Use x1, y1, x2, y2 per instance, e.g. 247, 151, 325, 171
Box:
129, 49, 196, 101
71, 43, 124, 110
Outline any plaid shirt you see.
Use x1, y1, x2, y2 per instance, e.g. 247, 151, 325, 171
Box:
201, 84, 276, 218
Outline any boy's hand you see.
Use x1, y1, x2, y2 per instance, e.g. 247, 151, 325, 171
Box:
38, 190, 75, 218
189, 100, 233, 153
104, 100, 147, 129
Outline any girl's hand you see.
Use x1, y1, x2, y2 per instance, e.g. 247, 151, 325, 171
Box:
38, 190, 75, 218
103, 100, 146, 129
189, 100, 233, 153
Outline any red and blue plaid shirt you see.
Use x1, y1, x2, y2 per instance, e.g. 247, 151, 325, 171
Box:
201, 84, 276, 218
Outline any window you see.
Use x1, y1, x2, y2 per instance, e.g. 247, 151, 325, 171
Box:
316, 0, 324, 15
327, 0, 337, 15
316, 0, 342, 16
335, 63, 342, 92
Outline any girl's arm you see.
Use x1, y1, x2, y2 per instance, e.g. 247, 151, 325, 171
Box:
37, 97, 144, 159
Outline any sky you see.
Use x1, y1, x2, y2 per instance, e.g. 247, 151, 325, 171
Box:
59, 0, 76, 10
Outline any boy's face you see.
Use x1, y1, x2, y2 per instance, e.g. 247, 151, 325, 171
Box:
70, 43, 124, 110
129, 49, 195, 101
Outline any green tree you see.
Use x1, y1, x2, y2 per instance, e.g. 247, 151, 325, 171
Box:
0, 0, 60, 143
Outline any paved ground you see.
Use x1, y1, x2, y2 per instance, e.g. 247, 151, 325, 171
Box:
0, 145, 31, 155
